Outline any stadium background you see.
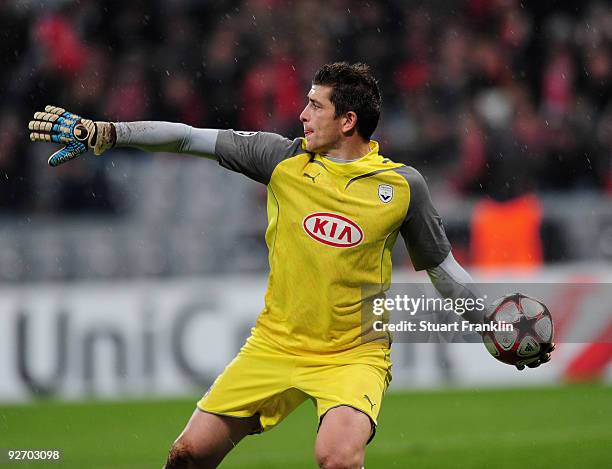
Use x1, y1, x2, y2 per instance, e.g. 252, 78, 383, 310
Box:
0, 0, 611, 467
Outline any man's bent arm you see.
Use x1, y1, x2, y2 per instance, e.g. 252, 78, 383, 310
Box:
394, 166, 486, 324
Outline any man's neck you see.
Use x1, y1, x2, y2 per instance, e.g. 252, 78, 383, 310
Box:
324, 139, 372, 161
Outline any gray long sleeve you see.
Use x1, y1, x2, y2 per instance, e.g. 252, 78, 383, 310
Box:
114, 122, 304, 185
427, 252, 487, 325
114, 121, 219, 158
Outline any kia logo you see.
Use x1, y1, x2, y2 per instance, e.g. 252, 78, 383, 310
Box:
303, 212, 364, 247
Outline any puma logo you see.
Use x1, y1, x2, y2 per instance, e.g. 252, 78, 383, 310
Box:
303, 172, 320, 183
363, 394, 376, 411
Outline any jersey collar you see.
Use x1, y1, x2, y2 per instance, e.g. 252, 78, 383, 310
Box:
317, 140, 381, 168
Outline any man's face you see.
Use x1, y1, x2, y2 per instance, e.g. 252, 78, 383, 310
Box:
299, 85, 342, 153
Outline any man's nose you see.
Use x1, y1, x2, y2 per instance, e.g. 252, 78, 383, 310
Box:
300, 107, 308, 122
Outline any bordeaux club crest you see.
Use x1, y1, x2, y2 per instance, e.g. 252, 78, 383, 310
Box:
378, 184, 393, 203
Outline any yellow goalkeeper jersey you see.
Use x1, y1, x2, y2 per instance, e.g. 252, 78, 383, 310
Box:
216, 131, 450, 354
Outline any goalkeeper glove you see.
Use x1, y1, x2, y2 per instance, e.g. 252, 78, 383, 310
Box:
28, 105, 115, 167
515, 342, 556, 371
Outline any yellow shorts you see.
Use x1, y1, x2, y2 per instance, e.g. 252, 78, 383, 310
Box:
197, 332, 392, 438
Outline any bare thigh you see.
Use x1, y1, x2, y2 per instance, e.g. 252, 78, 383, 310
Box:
164, 408, 260, 469
315, 406, 372, 469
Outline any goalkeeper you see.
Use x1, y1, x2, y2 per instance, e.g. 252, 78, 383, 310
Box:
29, 63, 553, 469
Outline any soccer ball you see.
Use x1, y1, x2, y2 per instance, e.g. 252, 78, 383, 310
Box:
482, 293, 554, 367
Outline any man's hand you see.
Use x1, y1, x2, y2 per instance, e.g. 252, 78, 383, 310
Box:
515, 342, 556, 371
28, 105, 115, 166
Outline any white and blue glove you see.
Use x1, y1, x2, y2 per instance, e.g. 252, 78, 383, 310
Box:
29, 105, 115, 166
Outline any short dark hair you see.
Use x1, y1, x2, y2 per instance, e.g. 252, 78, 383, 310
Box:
312, 62, 381, 141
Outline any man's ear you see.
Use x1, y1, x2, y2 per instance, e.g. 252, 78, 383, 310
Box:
341, 111, 358, 133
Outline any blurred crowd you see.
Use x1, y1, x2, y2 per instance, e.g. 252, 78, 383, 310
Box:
1, 0, 612, 215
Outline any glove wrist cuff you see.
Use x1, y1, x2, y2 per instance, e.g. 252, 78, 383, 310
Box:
91, 122, 115, 156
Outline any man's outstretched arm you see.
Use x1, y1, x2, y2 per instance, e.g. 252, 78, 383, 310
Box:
28, 105, 304, 184
29, 105, 219, 164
